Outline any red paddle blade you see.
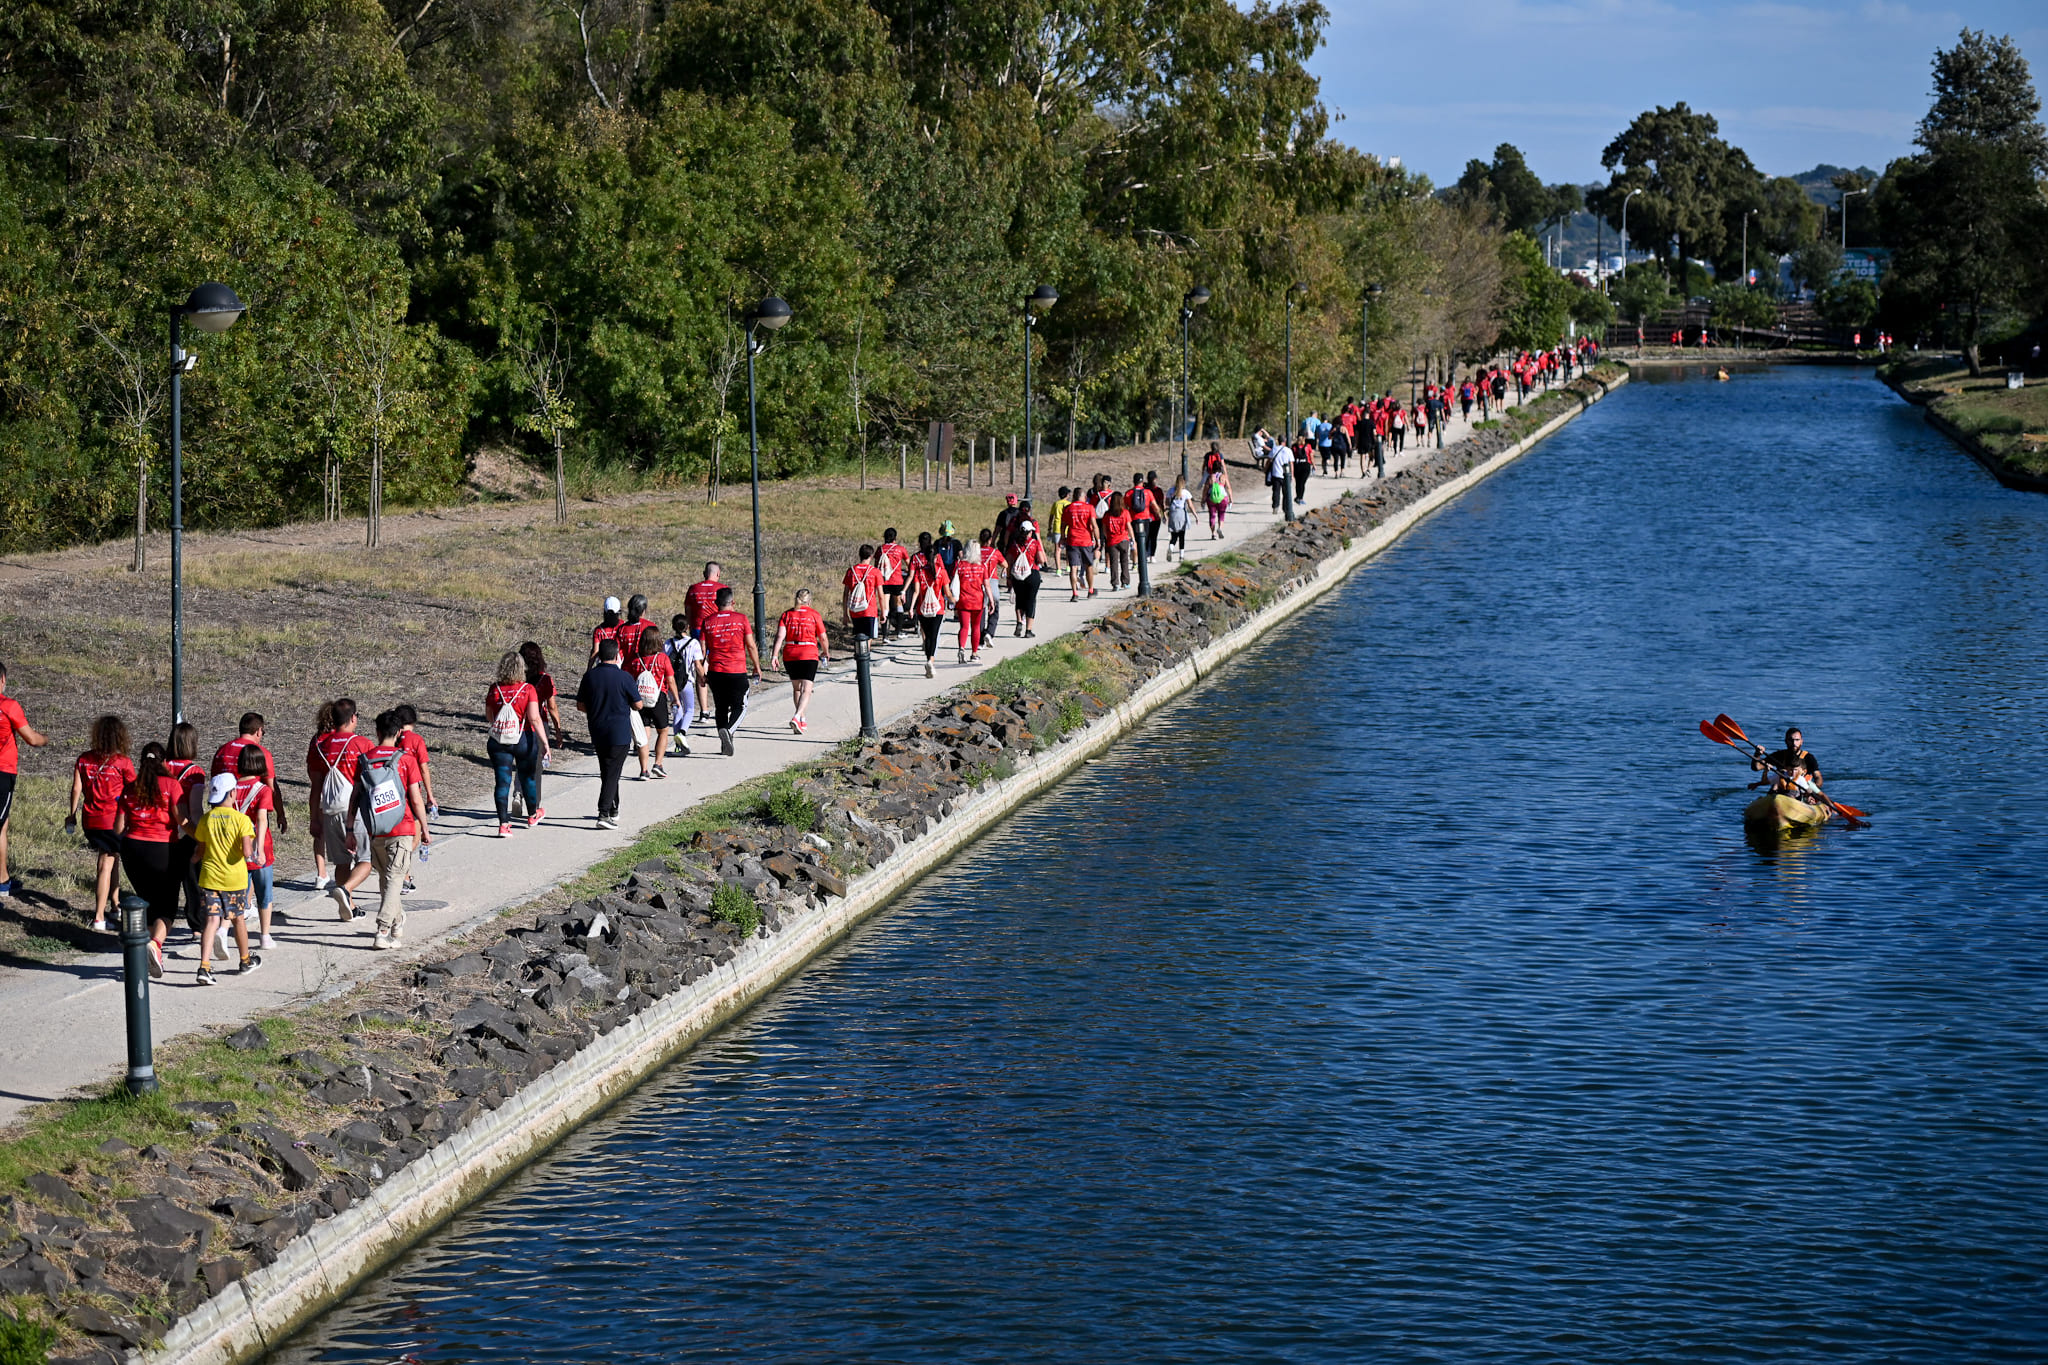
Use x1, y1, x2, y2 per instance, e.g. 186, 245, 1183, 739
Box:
1699, 719, 1739, 746
1830, 799, 1869, 820
1714, 713, 1752, 744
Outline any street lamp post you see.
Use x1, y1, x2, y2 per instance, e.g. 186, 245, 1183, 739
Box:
744, 295, 792, 653
1285, 281, 1306, 438
1361, 282, 1383, 403
1023, 285, 1057, 503
167, 282, 245, 730
1619, 187, 1644, 292
1840, 187, 1869, 251
1179, 286, 1210, 483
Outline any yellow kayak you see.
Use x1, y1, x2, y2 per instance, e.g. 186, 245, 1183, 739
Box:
1743, 792, 1831, 830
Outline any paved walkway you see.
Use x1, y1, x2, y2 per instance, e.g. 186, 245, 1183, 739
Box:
0, 399, 1515, 1124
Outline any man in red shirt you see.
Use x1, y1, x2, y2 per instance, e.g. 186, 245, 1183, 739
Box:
306, 698, 374, 919
700, 586, 762, 756
876, 529, 910, 638
843, 544, 884, 641
684, 565, 723, 721
348, 710, 431, 950
771, 589, 831, 734
1063, 493, 1097, 601
0, 661, 49, 898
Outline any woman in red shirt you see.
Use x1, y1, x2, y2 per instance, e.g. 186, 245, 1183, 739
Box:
629, 622, 678, 779
67, 714, 133, 931
165, 722, 209, 935
953, 537, 991, 662
771, 589, 831, 733
486, 649, 551, 837
1101, 492, 1135, 592
116, 741, 190, 975
905, 532, 952, 678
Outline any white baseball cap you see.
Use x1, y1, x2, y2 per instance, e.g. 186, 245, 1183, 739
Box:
209, 773, 237, 805
603, 595, 622, 613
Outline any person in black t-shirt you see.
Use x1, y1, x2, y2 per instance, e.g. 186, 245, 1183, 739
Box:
1754, 727, 1821, 793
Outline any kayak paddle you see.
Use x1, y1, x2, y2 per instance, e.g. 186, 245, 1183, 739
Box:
1699, 717, 1869, 821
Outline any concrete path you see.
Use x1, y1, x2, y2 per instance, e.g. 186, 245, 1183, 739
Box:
0, 397, 1516, 1125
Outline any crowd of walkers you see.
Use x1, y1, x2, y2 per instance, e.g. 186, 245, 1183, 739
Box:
0, 343, 1610, 985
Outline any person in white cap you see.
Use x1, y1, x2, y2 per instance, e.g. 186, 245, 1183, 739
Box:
589, 595, 625, 667
191, 772, 260, 984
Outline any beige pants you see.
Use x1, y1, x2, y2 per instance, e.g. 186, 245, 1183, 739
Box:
369, 834, 415, 935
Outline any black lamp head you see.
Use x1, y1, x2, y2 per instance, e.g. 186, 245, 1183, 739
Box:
183, 282, 246, 333
1028, 284, 1059, 313
748, 295, 793, 330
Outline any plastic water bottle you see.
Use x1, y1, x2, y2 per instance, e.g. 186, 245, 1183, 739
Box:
417, 843, 431, 864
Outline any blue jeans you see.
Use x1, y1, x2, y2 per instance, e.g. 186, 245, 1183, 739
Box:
489, 732, 542, 823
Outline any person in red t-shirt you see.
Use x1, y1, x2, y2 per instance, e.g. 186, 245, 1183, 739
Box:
1101, 491, 1135, 592
487, 650, 551, 836
590, 596, 625, 667
684, 564, 724, 634
0, 661, 48, 901
229, 745, 279, 947
905, 533, 953, 678
628, 623, 677, 780
700, 587, 762, 755
1062, 492, 1097, 601
953, 536, 992, 661
771, 589, 831, 733
306, 698, 375, 919
684, 566, 723, 718
843, 544, 884, 641
212, 712, 284, 865
349, 710, 431, 949
115, 741, 189, 975
876, 530, 910, 638
67, 714, 133, 929
616, 593, 652, 674
164, 722, 212, 936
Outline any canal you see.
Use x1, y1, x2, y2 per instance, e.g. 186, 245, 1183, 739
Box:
281, 365, 2048, 1362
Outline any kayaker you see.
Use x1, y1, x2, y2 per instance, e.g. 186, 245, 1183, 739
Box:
1753, 727, 1822, 794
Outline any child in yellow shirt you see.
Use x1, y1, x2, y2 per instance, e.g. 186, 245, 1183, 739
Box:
191, 774, 261, 984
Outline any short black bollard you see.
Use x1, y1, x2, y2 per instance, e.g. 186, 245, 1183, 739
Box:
119, 893, 157, 1095
854, 636, 879, 739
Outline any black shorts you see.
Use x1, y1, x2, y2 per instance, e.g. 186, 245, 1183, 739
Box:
0, 770, 12, 827
851, 615, 880, 640
1066, 544, 1095, 568
639, 704, 668, 733
84, 826, 120, 856
785, 658, 818, 682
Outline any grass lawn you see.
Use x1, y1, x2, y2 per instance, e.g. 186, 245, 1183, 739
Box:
1884, 355, 2048, 476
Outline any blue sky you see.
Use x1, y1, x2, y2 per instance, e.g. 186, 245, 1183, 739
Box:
1309, 1, 2048, 187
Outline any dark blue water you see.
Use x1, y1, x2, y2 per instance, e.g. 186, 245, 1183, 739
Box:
282, 366, 2048, 1363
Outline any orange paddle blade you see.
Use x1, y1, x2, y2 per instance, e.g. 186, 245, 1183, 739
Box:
1829, 798, 1869, 820
1714, 713, 1752, 744
1699, 719, 1744, 747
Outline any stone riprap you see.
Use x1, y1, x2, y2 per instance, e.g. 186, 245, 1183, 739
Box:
1, 367, 1623, 1363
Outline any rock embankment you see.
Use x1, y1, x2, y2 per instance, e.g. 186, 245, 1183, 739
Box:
2, 366, 1621, 1364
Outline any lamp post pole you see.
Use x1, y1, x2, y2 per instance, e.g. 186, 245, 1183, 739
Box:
1023, 285, 1056, 504
1841, 187, 1868, 251
1361, 283, 1382, 402
1284, 283, 1301, 438
1619, 187, 1643, 291
1179, 286, 1210, 484
166, 282, 245, 732
169, 306, 185, 728
744, 295, 792, 654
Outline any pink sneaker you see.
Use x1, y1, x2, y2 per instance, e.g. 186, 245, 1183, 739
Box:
527, 807, 546, 829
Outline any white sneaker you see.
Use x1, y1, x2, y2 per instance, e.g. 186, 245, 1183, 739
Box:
260, 933, 277, 949
372, 932, 392, 950
315, 875, 334, 891
925, 660, 935, 678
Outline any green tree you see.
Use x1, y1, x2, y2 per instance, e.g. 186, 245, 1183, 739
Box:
1497, 231, 1571, 352
1877, 29, 2048, 373
1817, 278, 1879, 330
1611, 263, 1675, 328
1789, 239, 1845, 295
1591, 103, 1760, 273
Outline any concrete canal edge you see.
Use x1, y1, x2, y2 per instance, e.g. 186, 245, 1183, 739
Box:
143, 369, 1626, 1365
